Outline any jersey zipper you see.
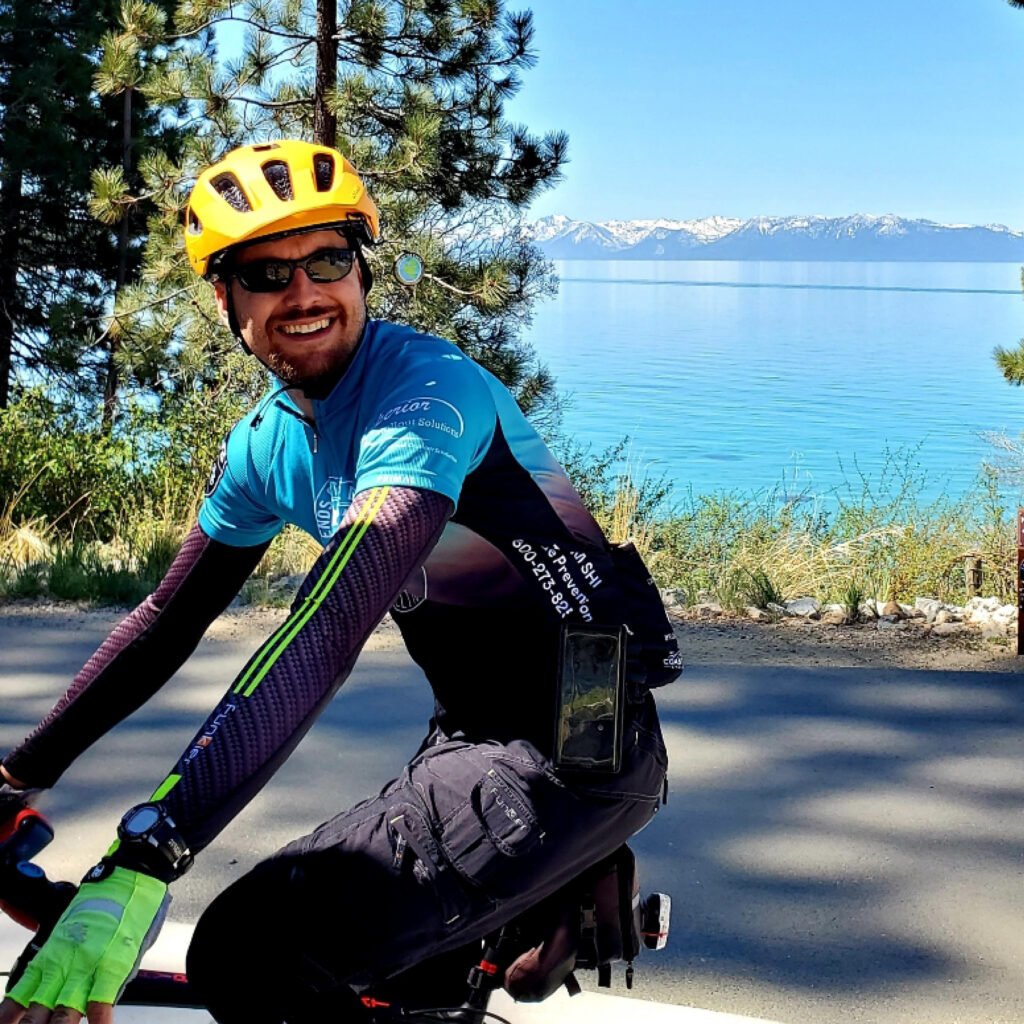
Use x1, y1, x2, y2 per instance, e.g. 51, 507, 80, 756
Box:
273, 400, 319, 452
250, 387, 320, 452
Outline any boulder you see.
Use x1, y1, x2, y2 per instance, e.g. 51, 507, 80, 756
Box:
745, 605, 771, 622
914, 597, 944, 621
934, 609, 962, 625
693, 601, 724, 618
821, 602, 847, 622
981, 620, 1008, 639
881, 600, 906, 619
784, 597, 820, 619
661, 588, 688, 614
993, 604, 1017, 628
270, 573, 306, 596
965, 596, 1002, 625
767, 602, 787, 617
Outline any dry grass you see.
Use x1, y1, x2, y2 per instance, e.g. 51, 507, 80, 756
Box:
255, 526, 322, 578
599, 480, 653, 556
0, 522, 52, 568
0, 468, 55, 568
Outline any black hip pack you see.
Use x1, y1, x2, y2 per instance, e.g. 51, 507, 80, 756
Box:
503, 844, 671, 1002
605, 542, 683, 692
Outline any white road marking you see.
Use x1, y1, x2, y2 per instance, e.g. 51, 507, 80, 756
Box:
2, 918, 787, 1024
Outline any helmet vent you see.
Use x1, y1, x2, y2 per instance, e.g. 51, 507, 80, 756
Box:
186, 208, 203, 235
210, 173, 252, 213
262, 161, 294, 201
313, 154, 335, 192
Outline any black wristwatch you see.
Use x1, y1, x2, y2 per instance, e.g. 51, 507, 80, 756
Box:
106, 802, 194, 882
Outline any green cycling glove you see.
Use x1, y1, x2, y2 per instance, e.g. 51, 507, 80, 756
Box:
6, 866, 169, 1013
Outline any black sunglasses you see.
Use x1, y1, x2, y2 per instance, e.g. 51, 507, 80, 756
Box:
232, 247, 358, 293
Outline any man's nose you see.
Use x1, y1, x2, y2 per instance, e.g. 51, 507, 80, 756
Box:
282, 264, 323, 301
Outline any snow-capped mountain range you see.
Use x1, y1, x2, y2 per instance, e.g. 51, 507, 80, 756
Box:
523, 214, 1024, 261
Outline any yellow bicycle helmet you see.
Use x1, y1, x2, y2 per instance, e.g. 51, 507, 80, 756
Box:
185, 140, 380, 277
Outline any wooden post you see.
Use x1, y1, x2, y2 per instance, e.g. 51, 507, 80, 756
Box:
964, 556, 983, 598
1018, 509, 1024, 655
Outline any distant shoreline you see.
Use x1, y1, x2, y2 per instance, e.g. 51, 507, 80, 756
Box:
528, 213, 1024, 262
550, 255, 1024, 264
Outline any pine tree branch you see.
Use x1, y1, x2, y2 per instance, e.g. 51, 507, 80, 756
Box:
338, 27, 529, 72
334, 38, 528, 78
213, 17, 307, 42
359, 148, 420, 179
421, 272, 486, 298
223, 93, 311, 110
164, 14, 312, 43
95, 286, 197, 345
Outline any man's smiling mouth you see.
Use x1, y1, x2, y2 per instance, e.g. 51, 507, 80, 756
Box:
279, 317, 332, 335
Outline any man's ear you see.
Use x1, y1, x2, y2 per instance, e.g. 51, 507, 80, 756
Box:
213, 279, 232, 330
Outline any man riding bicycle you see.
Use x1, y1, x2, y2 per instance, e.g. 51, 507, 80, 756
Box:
0, 140, 680, 1024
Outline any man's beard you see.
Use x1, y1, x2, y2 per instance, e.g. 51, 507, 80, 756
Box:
264, 308, 367, 399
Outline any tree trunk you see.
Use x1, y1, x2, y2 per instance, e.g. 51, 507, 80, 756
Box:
0, 160, 23, 410
314, 0, 337, 147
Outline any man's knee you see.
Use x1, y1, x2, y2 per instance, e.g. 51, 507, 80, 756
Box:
187, 863, 283, 1021
187, 858, 368, 1024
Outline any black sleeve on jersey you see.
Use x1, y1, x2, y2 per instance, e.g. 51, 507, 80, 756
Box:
149, 485, 452, 857
2, 524, 270, 788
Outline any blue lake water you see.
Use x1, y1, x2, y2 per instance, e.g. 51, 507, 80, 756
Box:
523, 260, 1024, 505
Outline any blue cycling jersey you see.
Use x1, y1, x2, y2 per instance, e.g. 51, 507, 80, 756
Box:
199, 319, 680, 744
201, 320, 496, 545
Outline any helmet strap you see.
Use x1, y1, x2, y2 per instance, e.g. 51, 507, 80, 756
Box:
223, 283, 252, 355
353, 242, 373, 294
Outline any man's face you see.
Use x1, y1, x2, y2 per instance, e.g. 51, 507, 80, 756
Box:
214, 228, 367, 392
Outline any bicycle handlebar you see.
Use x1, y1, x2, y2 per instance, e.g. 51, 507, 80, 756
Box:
0, 811, 77, 934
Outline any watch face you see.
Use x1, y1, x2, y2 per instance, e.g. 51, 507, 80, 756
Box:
124, 805, 160, 836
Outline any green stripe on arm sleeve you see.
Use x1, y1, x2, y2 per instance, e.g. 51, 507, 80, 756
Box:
234, 486, 391, 698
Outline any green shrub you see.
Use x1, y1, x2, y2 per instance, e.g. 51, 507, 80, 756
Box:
743, 568, 786, 609
48, 545, 95, 601
0, 390, 133, 538
840, 579, 866, 623
6, 563, 47, 600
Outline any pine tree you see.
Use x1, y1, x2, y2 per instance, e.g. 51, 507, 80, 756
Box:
0, 0, 116, 408
91, 0, 568, 426
0, 0, 180, 411
994, 340, 1024, 386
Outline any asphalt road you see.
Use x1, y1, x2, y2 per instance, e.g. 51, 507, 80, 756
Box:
1, 608, 1022, 1024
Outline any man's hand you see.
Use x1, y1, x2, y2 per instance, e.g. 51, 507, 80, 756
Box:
0, 867, 168, 1024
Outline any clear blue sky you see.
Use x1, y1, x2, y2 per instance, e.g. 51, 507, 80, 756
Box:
505, 1, 1024, 227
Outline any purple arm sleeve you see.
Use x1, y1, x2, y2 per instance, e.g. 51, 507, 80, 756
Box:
152, 486, 452, 856
2, 524, 270, 788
